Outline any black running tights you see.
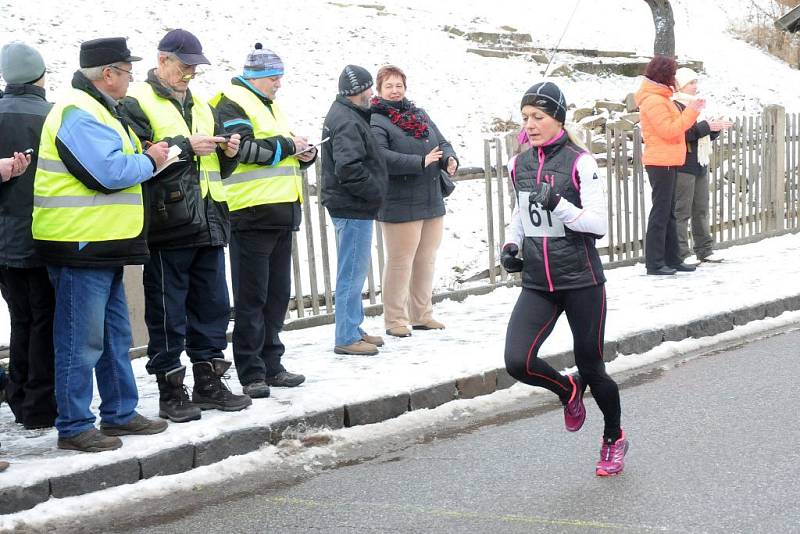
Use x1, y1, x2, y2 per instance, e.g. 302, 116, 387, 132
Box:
504, 285, 621, 440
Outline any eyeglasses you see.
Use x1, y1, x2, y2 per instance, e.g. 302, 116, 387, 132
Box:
174, 62, 202, 82
107, 64, 133, 79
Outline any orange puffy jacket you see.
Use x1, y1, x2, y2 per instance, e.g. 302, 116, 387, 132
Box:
635, 78, 700, 167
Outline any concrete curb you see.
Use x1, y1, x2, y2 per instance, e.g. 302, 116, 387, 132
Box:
2, 296, 799, 515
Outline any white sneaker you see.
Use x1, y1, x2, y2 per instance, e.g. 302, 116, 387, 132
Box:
684, 255, 701, 266
701, 254, 724, 263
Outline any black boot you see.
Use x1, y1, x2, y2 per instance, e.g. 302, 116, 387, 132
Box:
192, 359, 252, 412
157, 366, 202, 423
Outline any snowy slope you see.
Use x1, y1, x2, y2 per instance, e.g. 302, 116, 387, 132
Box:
3, 230, 800, 534
0, 0, 795, 163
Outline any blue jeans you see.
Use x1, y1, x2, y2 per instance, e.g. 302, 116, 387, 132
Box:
47, 266, 138, 438
332, 218, 373, 346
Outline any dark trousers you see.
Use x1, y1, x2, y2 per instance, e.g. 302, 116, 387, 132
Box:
675, 170, 714, 260
143, 246, 230, 375
504, 285, 621, 440
230, 229, 292, 385
0, 266, 57, 428
645, 166, 682, 270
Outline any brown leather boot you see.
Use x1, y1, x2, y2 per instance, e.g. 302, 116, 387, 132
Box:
334, 340, 379, 355
412, 319, 445, 330
385, 326, 412, 337
361, 333, 385, 347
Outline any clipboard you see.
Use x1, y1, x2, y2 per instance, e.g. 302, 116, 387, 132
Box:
155, 145, 182, 175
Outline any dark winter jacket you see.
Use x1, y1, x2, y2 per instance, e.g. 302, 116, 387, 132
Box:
214, 77, 316, 232
369, 98, 457, 223
513, 132, 605, 292
0, 84, 52, 268
320, 95, 387, 220
675, 101, 721, 176
35, 72, 154, 268
119, 70, 238, 249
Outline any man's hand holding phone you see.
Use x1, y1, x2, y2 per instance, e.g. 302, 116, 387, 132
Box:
0, 151, 31, 182
216, 133, 240, 158
190, 134, 225, 156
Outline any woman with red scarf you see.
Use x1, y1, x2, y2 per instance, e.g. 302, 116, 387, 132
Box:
370, 65, 458, 338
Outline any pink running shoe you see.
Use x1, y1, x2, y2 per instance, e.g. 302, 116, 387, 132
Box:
563, 374, 586, 432
596, 430, 629, 476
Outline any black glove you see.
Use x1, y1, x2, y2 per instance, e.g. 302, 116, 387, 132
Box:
501, 243, 524, 273
529, 182, 561, 211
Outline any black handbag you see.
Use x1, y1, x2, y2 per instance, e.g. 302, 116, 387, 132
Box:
439, 170, 456, 198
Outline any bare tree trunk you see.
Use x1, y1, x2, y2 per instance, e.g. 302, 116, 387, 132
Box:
644, 0, 676, 57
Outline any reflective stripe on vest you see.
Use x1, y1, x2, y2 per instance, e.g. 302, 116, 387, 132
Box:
222, 165, 298, 185
211, 83, 302, 212
34, 193, 142, 208
126, 83, 226, 202
32, 88, 144, 242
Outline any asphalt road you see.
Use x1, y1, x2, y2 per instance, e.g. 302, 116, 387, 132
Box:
72, 328, 800, 533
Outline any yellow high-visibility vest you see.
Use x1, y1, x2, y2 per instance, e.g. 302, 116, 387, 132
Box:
33, 88, 144, 242
126, 83, 226, 202
211, 83, 302, 212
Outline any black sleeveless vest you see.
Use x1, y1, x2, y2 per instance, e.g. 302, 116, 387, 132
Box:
512, 131, 605, 292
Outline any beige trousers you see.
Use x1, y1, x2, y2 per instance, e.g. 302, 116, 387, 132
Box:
380, 217, 444, 329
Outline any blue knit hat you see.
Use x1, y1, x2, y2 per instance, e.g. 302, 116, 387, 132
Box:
243, 43, 283, 79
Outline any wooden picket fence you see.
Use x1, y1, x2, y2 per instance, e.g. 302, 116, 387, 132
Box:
283, 105, 798, 321
5, 106, 800, 356
594, 104, 796, 261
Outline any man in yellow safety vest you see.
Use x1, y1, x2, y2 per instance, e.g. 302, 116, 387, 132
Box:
119, 29, 251, 423
33, 37, 170, 452
212, 43, 316, 398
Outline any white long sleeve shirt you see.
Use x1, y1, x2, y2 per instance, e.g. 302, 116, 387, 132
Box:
505, 152, 608, 248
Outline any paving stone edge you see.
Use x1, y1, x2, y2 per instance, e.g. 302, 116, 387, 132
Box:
2, 297, 798, 515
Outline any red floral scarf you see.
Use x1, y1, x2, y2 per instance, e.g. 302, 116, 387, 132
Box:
370, 97, 430, 139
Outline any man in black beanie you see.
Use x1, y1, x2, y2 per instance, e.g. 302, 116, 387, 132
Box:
320, 65, 387, 355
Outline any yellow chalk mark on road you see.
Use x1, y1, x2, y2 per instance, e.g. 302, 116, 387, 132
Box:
266, 496, 675, 531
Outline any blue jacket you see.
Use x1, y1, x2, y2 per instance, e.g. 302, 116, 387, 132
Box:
35, 71, 155, 268
57, 107, 154, 193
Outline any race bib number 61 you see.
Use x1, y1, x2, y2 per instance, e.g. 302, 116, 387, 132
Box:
519, 191, 566, 238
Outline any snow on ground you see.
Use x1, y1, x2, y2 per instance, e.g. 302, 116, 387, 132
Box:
2, 232, 800, 491
2, 5, 799, 525
2, 300, 800, 532
2, 0, 800, 467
